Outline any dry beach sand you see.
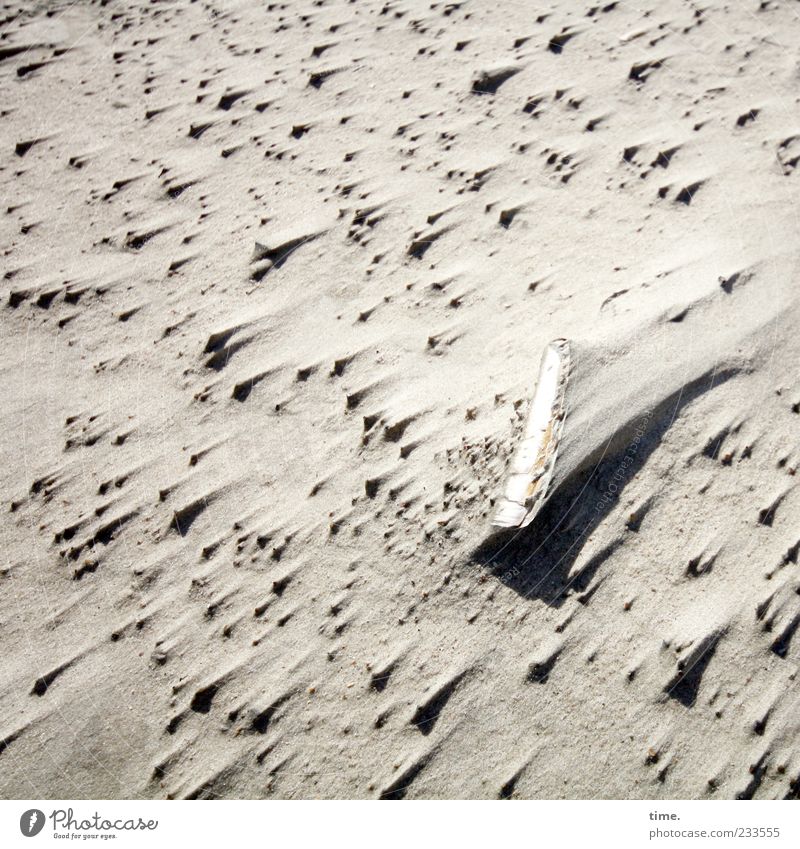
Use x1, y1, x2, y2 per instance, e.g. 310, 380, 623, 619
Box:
1, 0, 800, 799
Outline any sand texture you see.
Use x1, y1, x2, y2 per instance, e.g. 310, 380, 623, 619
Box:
2, 0, 800, 799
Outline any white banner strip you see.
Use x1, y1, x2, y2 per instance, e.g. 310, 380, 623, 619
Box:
0, 800, 797, 848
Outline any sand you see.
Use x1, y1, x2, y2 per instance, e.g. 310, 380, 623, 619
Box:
1, 0, 799, 800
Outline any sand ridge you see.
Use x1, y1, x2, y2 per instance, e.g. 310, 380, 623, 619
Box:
1, 0, 800, 799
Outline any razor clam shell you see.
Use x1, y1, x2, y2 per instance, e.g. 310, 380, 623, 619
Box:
492, 339, 570, 529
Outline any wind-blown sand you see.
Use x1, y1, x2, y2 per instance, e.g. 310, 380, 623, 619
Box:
1, 0, 799, 799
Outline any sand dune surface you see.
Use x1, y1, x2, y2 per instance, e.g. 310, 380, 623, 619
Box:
2, 0, 800, 799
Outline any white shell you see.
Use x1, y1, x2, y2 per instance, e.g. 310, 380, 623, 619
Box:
492, 339, 570, 529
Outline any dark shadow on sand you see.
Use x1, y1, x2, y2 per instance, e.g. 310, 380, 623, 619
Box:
472, 365, 740, 605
